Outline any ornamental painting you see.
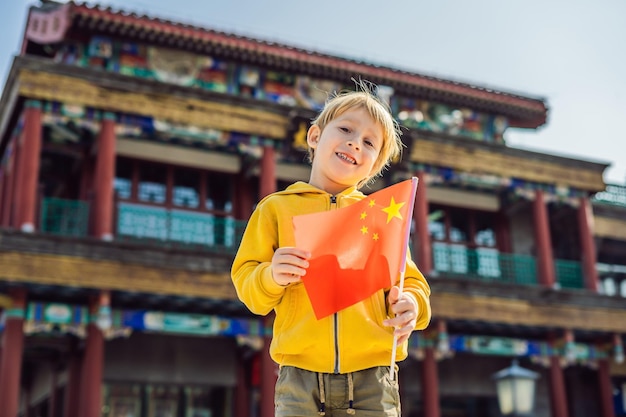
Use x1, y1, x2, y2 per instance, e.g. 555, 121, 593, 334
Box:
58, 36, 514, 144
194, 56, 230, 93
395, 96, 509, 143
147, 46, 204, 87
236, 65, 261, 98
262, 71, 297, 106
294, 75, 343, 111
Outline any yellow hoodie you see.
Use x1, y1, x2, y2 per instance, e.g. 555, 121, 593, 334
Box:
231, 181, 431, 374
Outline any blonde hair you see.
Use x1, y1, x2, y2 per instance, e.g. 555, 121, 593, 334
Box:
307, 81, 403, 189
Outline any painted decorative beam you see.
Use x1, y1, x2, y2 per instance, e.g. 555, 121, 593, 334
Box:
411, 138, 606, 191
17, 69, 289, 140
432, 292, 626, 334
0, 251, 237, 300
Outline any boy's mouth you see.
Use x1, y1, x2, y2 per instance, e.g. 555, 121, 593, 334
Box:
336, 152, 356, 164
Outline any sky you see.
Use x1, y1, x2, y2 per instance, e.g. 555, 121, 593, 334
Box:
2, 0, 625, 185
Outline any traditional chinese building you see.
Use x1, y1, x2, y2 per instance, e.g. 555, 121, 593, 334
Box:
0, 1, 625, 417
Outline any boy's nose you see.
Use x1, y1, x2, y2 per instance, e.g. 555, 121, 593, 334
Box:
347, 138, 361, 150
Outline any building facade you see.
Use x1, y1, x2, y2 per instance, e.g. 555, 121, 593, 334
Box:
0, 1, 625, 417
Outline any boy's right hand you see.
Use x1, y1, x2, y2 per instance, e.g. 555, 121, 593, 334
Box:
271, 247, 310, 286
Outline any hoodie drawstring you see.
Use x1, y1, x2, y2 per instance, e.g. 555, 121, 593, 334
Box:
318, 372, 356, 415
318, 373, 326, 415
347, 372, 356, 414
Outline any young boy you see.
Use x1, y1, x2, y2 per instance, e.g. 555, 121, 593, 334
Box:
231, 84, 431, 416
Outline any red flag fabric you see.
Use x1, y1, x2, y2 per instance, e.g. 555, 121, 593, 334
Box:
293, 178, 418, 320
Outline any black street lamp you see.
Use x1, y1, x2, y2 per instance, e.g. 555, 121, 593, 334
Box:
492, 359, 540, 416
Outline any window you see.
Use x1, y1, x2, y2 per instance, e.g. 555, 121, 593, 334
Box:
205, 172, 232, 213
474, 211, 496, 248
103, 383, 233, 417
147, 385, 179, 417
114, 160, 242, 248
429, 205, 500, 278
205, 172, 234, 247
105, 383, 141, 417
114, 157, 134, 200
448, 208, 470, 244
138, 162, 167, 204
601, 275, 626, 298
173, 168, 200, 209
185, 386, 229, 417
428, 209, 446, 241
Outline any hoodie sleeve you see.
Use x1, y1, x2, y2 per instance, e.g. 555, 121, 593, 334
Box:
398, 254, 432, 330
231, 201, 287, 316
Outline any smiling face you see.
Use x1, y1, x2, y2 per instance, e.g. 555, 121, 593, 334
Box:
307, 107, 384, 195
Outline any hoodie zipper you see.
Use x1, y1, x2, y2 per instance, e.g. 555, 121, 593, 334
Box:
329, 194, 341, 374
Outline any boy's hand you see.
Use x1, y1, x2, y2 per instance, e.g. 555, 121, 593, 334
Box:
271, 247, 310, 286
383, 286, 418, 344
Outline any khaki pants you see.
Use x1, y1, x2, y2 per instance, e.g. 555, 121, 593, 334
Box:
275, 366, 401, 417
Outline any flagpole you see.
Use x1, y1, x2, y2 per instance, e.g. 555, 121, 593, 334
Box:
389, 177, 418, 382
389, 270, 405, 381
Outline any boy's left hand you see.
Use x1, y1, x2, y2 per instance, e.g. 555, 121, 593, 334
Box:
383, 286, 418, 344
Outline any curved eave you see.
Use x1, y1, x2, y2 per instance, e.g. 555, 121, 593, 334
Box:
66, 2, 548, 128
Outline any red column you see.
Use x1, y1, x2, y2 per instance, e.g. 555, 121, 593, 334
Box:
24, 391, 31, 417
64, 352, 82, 417
49, 366, 58, 417
258, 142, 277, 417
1, 168, 11, 227
235, 173, 254, 220
165, 165, 174, 209
234, 354, 250, 417
577, 197, 599, 291
92, 113, 116, 240
79, 156, 95, 201
260, 315, 278, 417
496, 213, 512, 253
597, 358, 615, 417
77, 295, 106, 417
0, 288, 27, 417
259, 143, 276, 199
1, 141, 18, 227
16, 100, 43, 232
548, 354, 569, 417
421, 346, 440, 417
0, 169, 5, 224
12, 131, 25, 229
414, 171, 432, 274
533, 190, 556, 287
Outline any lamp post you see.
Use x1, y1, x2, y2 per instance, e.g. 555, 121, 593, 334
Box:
492, 359, 540, 416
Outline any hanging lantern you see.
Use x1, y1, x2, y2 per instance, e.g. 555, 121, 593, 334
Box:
492, 359, 540, 416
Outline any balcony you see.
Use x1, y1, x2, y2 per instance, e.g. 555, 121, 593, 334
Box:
432, 244, 584, 289
38, 197, 246, 255
115, 203, 245, 254
40, 198, 90, 237
593, 183, 626, 208
36, 198, 616, 291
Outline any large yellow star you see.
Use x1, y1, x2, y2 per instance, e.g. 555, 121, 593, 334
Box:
382, 197, 405, 223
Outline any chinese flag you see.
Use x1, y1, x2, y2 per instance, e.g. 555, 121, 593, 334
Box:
293, 178, 418, 319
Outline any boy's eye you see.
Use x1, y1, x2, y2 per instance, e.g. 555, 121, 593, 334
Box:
339, 127, 350, 133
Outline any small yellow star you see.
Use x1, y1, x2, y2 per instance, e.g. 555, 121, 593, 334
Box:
368, 199, 376, 207
360, 211, 367, 220
360, 226, 368, 234
372, 233, 379, 241
382, 197, 405, 223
